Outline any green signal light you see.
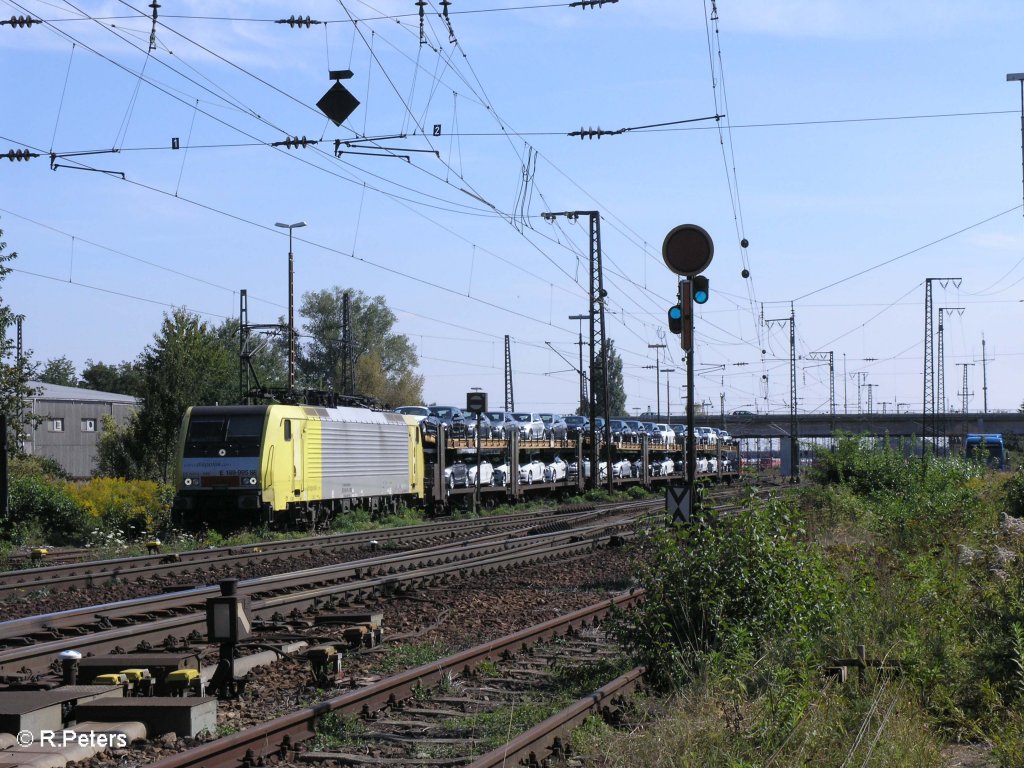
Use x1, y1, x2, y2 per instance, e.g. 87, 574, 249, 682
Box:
667, 304, 683, 334
693, 275, 710, 304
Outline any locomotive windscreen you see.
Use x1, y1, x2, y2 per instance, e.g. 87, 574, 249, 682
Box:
185, 413, 264, 457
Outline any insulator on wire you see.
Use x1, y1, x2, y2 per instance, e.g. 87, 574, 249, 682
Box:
2, 15, 42, 27
272, 136, 315, 149
5, 149, 38, 162
276, 15, 318, 28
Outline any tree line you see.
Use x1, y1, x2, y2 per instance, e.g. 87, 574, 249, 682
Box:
1, 224, 424, 482
2, 219, 629, 484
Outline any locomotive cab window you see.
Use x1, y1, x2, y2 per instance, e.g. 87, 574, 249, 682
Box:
185, 412, 265, 458
187, 417, 225, 443
226, 415, 264, 440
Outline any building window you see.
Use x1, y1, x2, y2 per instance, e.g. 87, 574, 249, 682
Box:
81, 418, 96, 432
51, 418, 64, 432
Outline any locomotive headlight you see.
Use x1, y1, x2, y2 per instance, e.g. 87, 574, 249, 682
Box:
248, 477, 258, 486
184, 478, 193, 486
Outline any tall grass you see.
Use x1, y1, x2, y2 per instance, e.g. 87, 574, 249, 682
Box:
600, 437, 1024, 766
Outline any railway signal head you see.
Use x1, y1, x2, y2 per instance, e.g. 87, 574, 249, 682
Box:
667, 304, 683, 334
692, 275, 709, 304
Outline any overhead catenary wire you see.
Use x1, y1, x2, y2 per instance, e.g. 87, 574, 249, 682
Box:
5, 1, 1019, 412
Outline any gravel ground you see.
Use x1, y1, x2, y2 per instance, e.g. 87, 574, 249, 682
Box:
76, 542, 641, 768
0, 543, 414, 621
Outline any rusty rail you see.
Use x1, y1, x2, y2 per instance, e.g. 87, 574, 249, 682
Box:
0, 519, 638, 675
147, 589, 645, 768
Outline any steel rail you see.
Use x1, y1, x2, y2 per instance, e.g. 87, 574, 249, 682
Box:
146, 589, 646, 768
0, 508, 605, 598
0, 511, 636, 642
0, 520, 639, 676
466, 665, 646, 768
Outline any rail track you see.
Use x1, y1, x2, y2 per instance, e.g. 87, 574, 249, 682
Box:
145, 590, 646, 768
0, 478, 791, 767
0, 478, 771, 603
0, 505, 648, 678
0, 507, 611, 600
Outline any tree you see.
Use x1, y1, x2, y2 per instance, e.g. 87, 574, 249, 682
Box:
39, 356, 77, 387
132, 308, 236, 481
81, 359, 144, 396
589, 339, 627, 418
0, 225, 40, 447
94, 414, 149, 479
299, 288, 423, 406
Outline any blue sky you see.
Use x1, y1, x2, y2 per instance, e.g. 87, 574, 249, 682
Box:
3, 0, 1024, 417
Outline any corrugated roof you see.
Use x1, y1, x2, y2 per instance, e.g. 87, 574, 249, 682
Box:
29, 381, 139, 405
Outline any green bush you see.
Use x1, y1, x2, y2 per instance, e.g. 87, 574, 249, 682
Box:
9, 453, 71, 482
615, 495, 838, 689
627, 484, 648, 500
5, 475, 91, 545
1005, 466, 1024, 518
813, 435, 985, 552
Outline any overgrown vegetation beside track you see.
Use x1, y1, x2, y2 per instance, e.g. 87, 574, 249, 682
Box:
0, 461, 660, 566
597, 437, 1024, 767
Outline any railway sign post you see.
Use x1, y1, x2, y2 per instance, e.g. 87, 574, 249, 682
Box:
667, 484, 692, 523
207, 578, 252, 698
467, 392, 487, 514
662, 224, 714, 496
466, 391, 487, 414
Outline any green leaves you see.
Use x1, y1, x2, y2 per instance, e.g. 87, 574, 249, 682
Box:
616, 497, 838, 690
299, 287, 423, 406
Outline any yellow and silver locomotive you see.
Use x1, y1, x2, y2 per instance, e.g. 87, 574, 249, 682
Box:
172, 404, 425, 528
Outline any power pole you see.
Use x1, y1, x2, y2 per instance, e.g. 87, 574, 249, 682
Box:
843, 352, 848, 414
648, 343, 667, 418
275, 221, 307, 392
865, 383, 879, 414
764, 304, 798, 482
341, 292, 354, 396
937, 307, 963, 443
643, 365, 661, 420
503, 335, 514, 411
662, 369, 674, 423
541, 211, 611, 490
923, 278, 961, 450
239, 290, 249, 402
15, 319, 23, 450
981, 333, 989, 414
569, 315, 587, 415
853, 372, 867, 414
957, 362, 975, 415
809, 350, 835, 433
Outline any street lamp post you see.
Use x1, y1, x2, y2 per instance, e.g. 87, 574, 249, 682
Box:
275, 221, 307, 391
1008, 73, 1024, 213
